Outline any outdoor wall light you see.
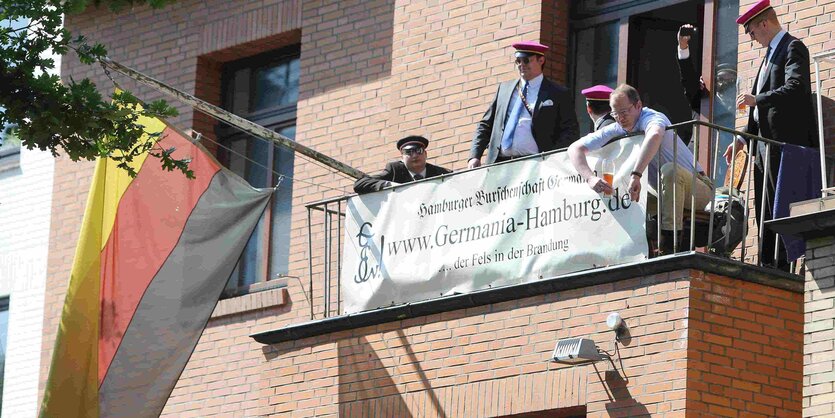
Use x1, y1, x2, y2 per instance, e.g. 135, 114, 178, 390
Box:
606, 312, 627, 340
550, 337, 605, 365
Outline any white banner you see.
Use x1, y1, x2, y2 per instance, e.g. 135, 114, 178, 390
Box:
341, 136, 648, 314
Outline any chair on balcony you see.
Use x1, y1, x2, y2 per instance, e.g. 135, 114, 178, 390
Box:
648, 148, 748, 256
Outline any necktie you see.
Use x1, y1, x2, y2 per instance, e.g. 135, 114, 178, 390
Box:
413, 174, 423, 181
756, 46, 772, 94
754, 46, 771, 125
754, 46, 772, 158
500, 81, 529, 151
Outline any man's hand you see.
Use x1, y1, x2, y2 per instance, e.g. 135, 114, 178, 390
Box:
628, 174, 642, 202
587, 176, 614, 195
678, 24, 695, 49
723, 137, 747, 165
737, 93, 756, 108
468, 158, 482, 169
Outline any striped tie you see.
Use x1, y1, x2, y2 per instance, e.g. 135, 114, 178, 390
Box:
500, 81, 529, 151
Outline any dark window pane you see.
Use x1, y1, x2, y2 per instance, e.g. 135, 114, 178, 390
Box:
270, 126, 296, 277
573, 20, 619, 136
711, 0, 740, 183
220, 47, 298, 292
251, 58, 299, 112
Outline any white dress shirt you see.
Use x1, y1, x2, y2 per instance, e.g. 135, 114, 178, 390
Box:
501, 74, 543, 157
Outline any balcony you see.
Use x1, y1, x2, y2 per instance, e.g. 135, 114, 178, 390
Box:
252, 119, 821, 343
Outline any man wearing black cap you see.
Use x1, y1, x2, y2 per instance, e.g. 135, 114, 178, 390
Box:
468, 41, 578, 168
725, 0, 816, 269
353, 135, 452, 195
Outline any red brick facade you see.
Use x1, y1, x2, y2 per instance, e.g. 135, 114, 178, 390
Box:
736, 0, 835, 263
41, 0, 829, 416
245, 270, 801, 417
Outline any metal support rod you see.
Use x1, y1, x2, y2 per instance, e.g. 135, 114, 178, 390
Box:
814, 58, 828, 196
323, 202, 331, 318
689, 128, 699, 251
741, 140, 757, 263
774, 232, 781, 263
656, 153, 662, 256
672, 134, 678, 253
725, 135, 738, 256
307, 207, 314, 320
705, 130, 719, 254
100, 57, 366, 180
336, 200, 343, 315
758, 143, 772, 264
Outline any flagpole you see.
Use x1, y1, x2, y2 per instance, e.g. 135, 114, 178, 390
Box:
100, 57, 366, 180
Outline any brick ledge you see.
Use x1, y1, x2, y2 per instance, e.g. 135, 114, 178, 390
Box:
212, 280, 288, 318
250, 252, 801, 345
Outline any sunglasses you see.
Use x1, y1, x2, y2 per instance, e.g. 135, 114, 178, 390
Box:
514, 57, 535, 65
744, 20, 764, 35
401, 147, 424, 156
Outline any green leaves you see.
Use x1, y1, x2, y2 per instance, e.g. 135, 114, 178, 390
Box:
0, 0, 190, 178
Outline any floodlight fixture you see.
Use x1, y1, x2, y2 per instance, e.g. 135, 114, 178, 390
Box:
550, 337, 605, 365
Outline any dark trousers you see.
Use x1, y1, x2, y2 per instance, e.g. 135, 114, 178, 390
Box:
753, 143, 789, 271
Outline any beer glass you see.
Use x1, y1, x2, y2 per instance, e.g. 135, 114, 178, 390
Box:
736, 76, 748, 116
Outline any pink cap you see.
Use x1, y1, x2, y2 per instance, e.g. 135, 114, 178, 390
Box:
581, 85, 614, 101
737, 0, 772, 26
512, 41, 549, 57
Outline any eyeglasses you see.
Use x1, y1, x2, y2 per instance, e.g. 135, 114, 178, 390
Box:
402, 147, 424, 156
514, 57, 533, 65
609, 102, 637, 118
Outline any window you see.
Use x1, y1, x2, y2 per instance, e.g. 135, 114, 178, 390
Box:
218, 46, 299, 293
571, 21, 619, 136
0, 297, 9, 413
711, 0, 740, 182
0, 118, 20, 172
1, 18, 28, 170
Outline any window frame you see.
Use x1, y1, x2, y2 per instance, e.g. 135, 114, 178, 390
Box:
217, 45, 300, 293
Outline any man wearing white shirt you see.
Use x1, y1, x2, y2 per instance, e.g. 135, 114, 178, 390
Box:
568, 84, 713, 254
468, 41, 578, 168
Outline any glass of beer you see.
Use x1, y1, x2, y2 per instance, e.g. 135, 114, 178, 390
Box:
736, 76, 748, 116
602, 158, 615, 197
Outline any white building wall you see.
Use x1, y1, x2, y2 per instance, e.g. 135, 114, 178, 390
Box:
0, 145, 55, 417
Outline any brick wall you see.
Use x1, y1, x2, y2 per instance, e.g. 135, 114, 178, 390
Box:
686, 273, 804, 417
41, 0, 823, 416
803, 236, 835, 417
736, 0, 835, 263
43, 0, 573, 409
252, 270, 802, 418
259, 271, 692, 417
40, 0, 307, 402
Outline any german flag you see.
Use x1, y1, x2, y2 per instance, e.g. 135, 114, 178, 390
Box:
40, 115, 273, 417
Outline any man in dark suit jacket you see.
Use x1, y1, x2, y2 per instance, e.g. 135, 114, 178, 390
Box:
354, 135, 452, 195
725, 0, 817, 269
467, 41, 578, 168
676, 24, 707, 144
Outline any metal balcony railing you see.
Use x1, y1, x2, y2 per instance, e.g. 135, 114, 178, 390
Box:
305, 119, 826, 319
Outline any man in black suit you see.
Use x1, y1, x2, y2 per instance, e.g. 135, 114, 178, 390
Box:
581, 85, 615, 132
725, 0, 817, 269
676, 23, 707, 144
354, 135, 452, 195
468, 41, 578, 168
